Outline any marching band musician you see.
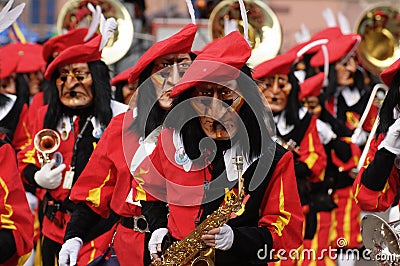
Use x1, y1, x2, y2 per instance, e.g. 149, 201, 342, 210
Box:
353, 58, 400, 213
298, 72, 362, 265
310, 33, 369, 264
0, 139, 34, 266
59, 23, 197, 266
138, 31, 304, 266
17, 33, 129, 266
252, 51, 327, 212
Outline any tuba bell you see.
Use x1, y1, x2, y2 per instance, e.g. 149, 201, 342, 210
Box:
34, 129, 61, 166
361, 214, 400, 265
208, 0, 282, 68
56, 0, 134, 65
355, 6, 400, 77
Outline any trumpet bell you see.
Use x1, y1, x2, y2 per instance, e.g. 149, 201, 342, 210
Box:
355, 6, 400, 76
57, 0, 134, 65
34, 129, 61, 154
361, 214, 400, 263
208, 0, 282, 68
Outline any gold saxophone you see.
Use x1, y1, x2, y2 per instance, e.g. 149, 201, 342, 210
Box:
152, 155, 245, 266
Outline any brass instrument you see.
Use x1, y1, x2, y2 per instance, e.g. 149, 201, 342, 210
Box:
361, 214, 400, 265
56, 0, 134, 65
355, 6, 400, 77
208, 0, 282, 68
350, 83, 388, 177
152, 155, 245, 266
34, 129, 61, 166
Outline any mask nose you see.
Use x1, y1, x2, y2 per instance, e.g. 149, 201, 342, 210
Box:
206, 96, 228, 120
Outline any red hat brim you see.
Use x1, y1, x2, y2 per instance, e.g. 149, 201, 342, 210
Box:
310, 34, 361, 67
380, 57, 400, 87
44, 35, 102, 80
253, 51, 297, 80
0, 47, 19, 79
171, 31, 251, 98
298, 72, 325, 101
127, 24, 197, 84
42, 28, 91, 62
111, 67, 132, 86
2, 43, 46, 73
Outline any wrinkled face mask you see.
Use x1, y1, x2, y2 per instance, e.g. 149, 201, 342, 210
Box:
191, 80, 244, 140
56, 63, 93, 109
336, 56, 357, 86
151, 53, 192, 110
256, 74, 291, 113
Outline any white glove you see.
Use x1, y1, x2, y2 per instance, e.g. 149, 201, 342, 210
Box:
378, 119, 400, 155
59, 237, 83, 266
353, 129, 369, 147
148, 228, 168, 255
215, 224, 234, 251
316, 120, 337, 145
34, 159, 66, 189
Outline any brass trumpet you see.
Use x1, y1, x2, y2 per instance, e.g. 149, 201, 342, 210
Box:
33, 129, 61, 166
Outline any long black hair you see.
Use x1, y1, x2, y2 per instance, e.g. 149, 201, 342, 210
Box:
283, 69, 303, 127
128, 62, 167, 138
165, 64, 273, 163
44, 60, 112, 129
377, 70, 400, 136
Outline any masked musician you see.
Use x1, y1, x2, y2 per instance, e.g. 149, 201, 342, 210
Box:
297, 72, 362, 265
0, 139, 34, 266
309, 33, 370, 263
59, 24, 197, 266
17, 32, 129, 266
253, 51, 327, 207
353, 58, 400, 213
138, 31, 303, 266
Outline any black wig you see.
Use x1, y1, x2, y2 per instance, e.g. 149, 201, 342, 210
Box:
377, 70, 400, 136
165, 64, 273, 163
44, 60, 112, 129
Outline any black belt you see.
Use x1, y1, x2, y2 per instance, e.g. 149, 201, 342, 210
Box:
120, 216, 149, 233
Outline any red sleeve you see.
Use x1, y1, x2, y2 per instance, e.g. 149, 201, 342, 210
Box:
330, 137, 361, 172
259, 151, 304, 257
297, 116, 327, 182
12, 104, 31, 153
0, 144, 34, 258
353, 134, 399, 211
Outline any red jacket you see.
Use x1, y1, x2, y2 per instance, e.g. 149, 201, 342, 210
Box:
142, 128, 304, 262
0, 143, 34, 266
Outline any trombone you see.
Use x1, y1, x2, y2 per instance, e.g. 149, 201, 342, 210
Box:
351, 83, 388, 176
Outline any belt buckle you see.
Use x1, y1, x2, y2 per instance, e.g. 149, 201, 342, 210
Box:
133, 215, 149, 233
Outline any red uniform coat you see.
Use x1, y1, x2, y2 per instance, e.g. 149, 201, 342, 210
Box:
0, 143, 34, 266
70, 110, 146, 266
143, 128, 304, 262
353, 134, 398, 211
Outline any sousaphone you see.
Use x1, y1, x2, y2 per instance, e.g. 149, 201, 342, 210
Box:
355, 6, 400, 76
57, 0, 134, 65
208, 0, 282, 68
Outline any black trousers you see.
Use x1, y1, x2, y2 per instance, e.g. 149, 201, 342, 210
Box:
41, 236, 61, 266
